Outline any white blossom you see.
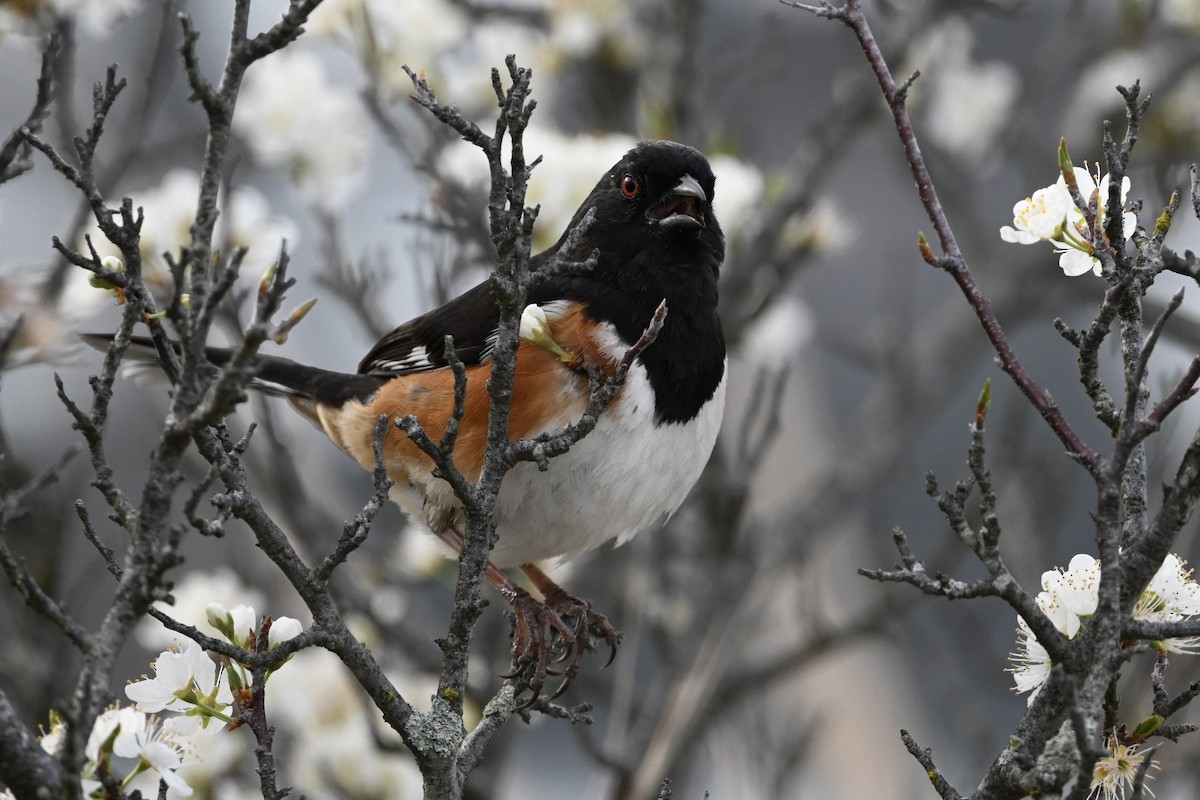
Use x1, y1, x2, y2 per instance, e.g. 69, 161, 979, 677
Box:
1000, 164, 1136, 277
1037, 553, 1101, 638
85, 707, 197, 799
539, 0, 642, 75
519, 304, 550, 343
269, 616, 304, 648
0, 0, 142, 37
1000, 185, 1073, 245
235, 50, 368, 209
69, 169, 296, 310
708, 154, 765, 241
205, 602, 259, 647
913, 19, 1019, 160
307, 0, 469, 96
137, 568, 265, 649
265, 649, 424, 797
1008, 617, 1053, 704
1163, 0, 1200, 30
440, 128, 638, 250
1011, 552, 1200, 699
126, 640, 233, 729
53, 0, 142, 35
741, 295, 815, 368
1135, 553, 1200, 653
1089, 739, 1153, 800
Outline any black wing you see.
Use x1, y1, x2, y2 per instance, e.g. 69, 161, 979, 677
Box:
356, 280, 501, 375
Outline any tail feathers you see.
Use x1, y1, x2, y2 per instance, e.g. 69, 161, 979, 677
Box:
82, 334, 386, 407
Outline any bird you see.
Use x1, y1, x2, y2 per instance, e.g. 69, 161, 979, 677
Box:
103, 140, 726, 702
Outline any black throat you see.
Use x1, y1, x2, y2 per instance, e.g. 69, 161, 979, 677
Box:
532, 241, 725, 425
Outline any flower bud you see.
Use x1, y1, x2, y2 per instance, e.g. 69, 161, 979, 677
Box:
269, 616, 303, 648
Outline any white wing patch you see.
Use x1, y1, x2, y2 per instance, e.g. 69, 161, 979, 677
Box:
371, 345, 432, 374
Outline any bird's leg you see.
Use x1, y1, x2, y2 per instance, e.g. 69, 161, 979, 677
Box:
519, 563, 621, 677
431, 526, 580, 704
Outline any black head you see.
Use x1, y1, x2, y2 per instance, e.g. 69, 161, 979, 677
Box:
554, 140, 725, 274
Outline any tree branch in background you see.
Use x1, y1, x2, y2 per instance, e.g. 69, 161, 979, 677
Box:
791, 0, 1200, 797
0, 33, 59, 186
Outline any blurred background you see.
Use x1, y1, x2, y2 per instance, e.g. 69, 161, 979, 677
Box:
3, 0, 1200, 797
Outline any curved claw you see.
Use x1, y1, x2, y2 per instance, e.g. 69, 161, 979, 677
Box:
501, 584, 623, 706
502, 587, 577, 703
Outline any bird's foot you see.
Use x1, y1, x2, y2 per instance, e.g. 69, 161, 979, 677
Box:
500, 586, 621, 708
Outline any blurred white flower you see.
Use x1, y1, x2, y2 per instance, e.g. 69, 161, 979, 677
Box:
777, 197, 853, 256
1162, 0, 1200, 30
545, 0, 640, 64
308, 0, 469, 93
0, 0, 141, 37
368, 585, 409, 625
85, 706, 197, 799
437, 21, 545, 106
709, 154, 765, 240
1066, 50, 1162, 144
440, 127, 639, 250
70, 169, 296, 309
266, 648, 425, 798
137, 567, 265, 649
925, 62, 1019, 160
307, 0, 641, 109
741, 294, 814, 368
53, 0, 142, 35
0, 297, 80, 369
911, 18, 1018, 160
236, 50, 368, 209
391, 522, 454, 579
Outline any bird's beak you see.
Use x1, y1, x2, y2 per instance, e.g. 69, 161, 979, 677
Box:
647, 174, 707, 229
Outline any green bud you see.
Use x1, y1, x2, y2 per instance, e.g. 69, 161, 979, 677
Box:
1131, 714, 1164, 740
1058, 138, 1075, 182
976, 378, 992, 427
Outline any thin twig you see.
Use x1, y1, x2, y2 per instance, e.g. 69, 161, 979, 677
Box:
789, 0, 1099, 473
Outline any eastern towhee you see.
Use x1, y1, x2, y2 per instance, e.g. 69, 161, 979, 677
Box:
104, 140, 726, 702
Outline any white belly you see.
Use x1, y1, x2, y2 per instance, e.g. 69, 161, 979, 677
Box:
488, 361, 726, 567
387, 359, 726, 568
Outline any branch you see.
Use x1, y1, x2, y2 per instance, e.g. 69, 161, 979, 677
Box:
314, 416, 394, 582
0, 691, 63, 797
790, 0, 1099, 473
901, 729, 964, 800
0, 448, 92, 652
0, 33, 59, 185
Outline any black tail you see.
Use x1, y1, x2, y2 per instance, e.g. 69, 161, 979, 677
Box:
82, 334, 386, 407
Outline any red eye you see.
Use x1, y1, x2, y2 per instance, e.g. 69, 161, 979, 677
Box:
620, 174, 641, 198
